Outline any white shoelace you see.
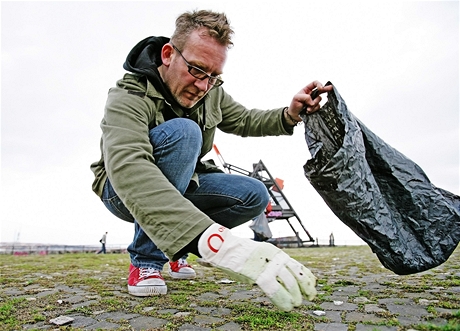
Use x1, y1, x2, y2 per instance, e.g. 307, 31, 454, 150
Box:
139, 267, 160, 278
177, 259, 188, 267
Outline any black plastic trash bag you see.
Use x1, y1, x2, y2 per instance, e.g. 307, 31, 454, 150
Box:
302, 82, 460, 275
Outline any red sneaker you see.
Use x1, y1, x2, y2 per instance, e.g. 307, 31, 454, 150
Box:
127, 264, 167, 296
168, 259, 196, 279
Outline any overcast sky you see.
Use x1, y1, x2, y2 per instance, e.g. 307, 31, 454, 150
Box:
1, 1, 459, 247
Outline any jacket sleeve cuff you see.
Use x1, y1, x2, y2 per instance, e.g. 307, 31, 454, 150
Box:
281, 108, 295, 134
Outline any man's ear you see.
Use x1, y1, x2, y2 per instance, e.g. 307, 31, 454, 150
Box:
161, 43, 174, 66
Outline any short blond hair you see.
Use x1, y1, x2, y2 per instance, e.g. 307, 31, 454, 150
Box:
171, 10, 234, 49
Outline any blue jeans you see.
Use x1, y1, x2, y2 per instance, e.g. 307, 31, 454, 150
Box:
102, 118, 269, 270
97, 243, 106, 254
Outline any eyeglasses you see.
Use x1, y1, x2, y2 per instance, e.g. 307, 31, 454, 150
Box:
171, 43, 224, 87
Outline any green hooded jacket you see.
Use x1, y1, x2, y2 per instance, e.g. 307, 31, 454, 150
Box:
90, 36, 293, 260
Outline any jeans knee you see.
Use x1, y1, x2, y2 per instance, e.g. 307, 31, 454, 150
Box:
180, 118, 201, 133
172, 118, 202, 146
150, 118, 202, 151
250, 180, 270, 214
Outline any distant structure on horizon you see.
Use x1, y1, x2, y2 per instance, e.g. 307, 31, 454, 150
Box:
0, 242, 127, 255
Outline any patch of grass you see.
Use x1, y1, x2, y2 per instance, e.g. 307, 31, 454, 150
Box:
100, 297, 131, 311
32, 312, 46, 322
432, 279, 460, 288
169, 293, 189, 305
0, 298, 23, 329
358, 289, 371, 297
67, 306, 94, 315
333, 280, 358, 287
416, 316, 460, 331
231, 304, 315, 330
319, 284, 334, 294
416, 310, 460, 331
438, 301, 460, 310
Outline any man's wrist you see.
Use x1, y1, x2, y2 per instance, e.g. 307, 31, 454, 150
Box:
283, 107, 301, 126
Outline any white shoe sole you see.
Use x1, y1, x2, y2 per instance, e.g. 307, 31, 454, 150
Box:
168, 270, 196, 279
128, 284, 167, 296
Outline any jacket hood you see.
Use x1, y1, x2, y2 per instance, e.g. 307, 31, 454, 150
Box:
123, 36, 168, 77
123, 36, 205, 114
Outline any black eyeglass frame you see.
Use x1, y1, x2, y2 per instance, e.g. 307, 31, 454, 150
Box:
171, 43, 224, 87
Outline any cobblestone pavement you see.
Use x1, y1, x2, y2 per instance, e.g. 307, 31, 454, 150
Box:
1, 246, 459, 330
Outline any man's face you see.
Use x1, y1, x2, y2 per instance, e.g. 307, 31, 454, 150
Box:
160, 29, 228, 109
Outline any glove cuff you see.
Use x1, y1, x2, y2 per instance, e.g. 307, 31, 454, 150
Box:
197, 224, 278, 275
197, 224, 232, 263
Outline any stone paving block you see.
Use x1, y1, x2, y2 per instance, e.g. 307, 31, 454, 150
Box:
97, 311, 139, 321
175, 311, 192, 317
70, 315, 99, 328
435, 307, 459, 315
427, 317, 450, 326
355, 324, 397, 331
49, 315, 74, 325
251, 296, 271, 304
427, 287, 446, 294
321, 302, 358, 311
378, 298, 412, 305
398, 315, 427, 327
127, 298, 143, 307
178, 323, 211, 330
72, 289, 92, 296
310, 310, 342, 323
448, 286, 460, 293
323, 295, 349, 302
328, 311, 343, 323
364, 304, 387, 313
2, 288, 24, 295
362, 284, 387, 292
54, 284, 76, 292
63, 294, 86, 303
211, 307, 232, 316
23, 284, 41, 291
335, 286, 360, 294
229, 290, 256, 301
418, 299, 440, 306
386, 303, 429, 317
129, 315, 168, 330
35, 289, 58, 297
22, 321, 52, 330
215, 321, 242, 330
194, 314, 224, 325
71, 299, 99, 308
196, 292, 221, 301
345, 312, 385, 323
301, 299, 315, 305
157, 308, 178, 314
195, 306, 214, 314
353, 296, 371, 303
314, 322, 348, 331
404, 292, 437, 300
86, 321, 120, 330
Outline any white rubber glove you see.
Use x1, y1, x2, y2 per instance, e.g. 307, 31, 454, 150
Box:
198, 224, 317, 311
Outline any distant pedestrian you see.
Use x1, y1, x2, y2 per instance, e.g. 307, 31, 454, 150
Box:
97, 232, 108, 254
329, 233, 335, 247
